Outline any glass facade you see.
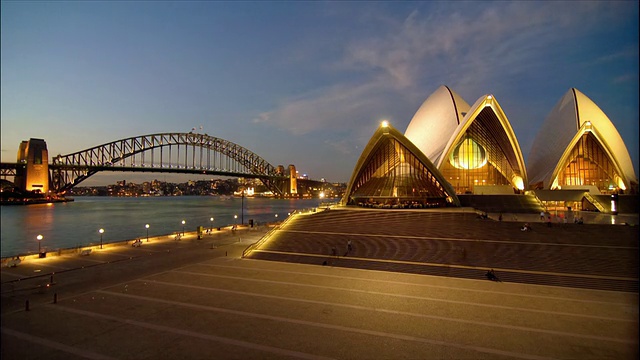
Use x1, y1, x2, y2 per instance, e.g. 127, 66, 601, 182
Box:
349, 137, 450, 207
556, 133, 622, 194
440, 108, 523, 194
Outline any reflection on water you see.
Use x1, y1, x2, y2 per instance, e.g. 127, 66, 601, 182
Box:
0, 196, 320, 258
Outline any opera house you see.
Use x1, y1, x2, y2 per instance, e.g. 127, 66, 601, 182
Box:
342, 86, 637, 214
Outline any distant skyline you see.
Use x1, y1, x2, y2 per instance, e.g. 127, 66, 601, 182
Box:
1, 1, 638, 185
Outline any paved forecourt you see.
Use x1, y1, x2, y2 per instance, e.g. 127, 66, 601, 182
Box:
1, 240, 638, 360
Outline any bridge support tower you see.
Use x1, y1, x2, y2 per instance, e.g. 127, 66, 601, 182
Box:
289, 164, 298, 196
14, 138, 50, 194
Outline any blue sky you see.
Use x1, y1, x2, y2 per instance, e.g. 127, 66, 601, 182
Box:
1, 1, 638, 185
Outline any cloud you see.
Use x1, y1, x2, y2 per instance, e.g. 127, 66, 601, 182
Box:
613, 73, 637, 84
257, 1, 630, 140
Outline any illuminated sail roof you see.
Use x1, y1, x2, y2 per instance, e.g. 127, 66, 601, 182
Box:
528, 88, 637, 190
405, 86, 528, 192
439, 94, 528, 190
404, 85, 470, 165
342, 122, 460, 206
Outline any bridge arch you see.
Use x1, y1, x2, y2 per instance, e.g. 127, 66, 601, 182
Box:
50, 132, 286, 195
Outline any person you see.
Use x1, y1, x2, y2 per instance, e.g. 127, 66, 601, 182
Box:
547, 216, 552, 227
540, 211, 545, 221
498, 213, 503, 222
485, 269, 499, 281
347, 239, 352, 253
331, 247, 337, 257
521, 223, 531, 231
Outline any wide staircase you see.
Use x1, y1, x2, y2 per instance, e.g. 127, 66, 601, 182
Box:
245, 208, 639, 292
457, 194, 545, 214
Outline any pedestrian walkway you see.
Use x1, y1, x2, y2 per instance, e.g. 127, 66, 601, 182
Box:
1, 254, 637, 359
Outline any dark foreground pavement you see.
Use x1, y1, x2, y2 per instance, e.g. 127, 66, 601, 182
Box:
1, 225, 638, 360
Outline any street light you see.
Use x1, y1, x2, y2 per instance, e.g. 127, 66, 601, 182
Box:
234, 214, 238, 225
99, 228, 104, 249
37, 234, 43, 254
181, 220, 186, 235
145, 224, 150, 242
241, 189, 245, 225
210, 217, 214, 232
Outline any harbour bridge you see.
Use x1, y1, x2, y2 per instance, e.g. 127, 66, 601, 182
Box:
0, 132, 299, 196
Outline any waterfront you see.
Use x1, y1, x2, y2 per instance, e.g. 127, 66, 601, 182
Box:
0, 196, 322, 258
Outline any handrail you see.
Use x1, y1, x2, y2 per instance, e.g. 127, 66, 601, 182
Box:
242, 210, 297, 258
584, 192, 606, 213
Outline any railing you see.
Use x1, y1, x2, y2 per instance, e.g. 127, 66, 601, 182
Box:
584, 192, 606, 213
242, 210, 298, 258
527, 190, 546, 211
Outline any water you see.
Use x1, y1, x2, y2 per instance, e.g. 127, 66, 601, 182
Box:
0, 196, 321, 258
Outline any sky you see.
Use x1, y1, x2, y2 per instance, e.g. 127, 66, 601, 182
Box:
1, 1, 638, 185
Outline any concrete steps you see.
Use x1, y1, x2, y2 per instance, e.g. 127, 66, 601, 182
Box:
246, 209, 639, 293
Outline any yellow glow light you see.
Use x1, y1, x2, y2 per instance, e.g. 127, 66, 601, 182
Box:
381, 120, 389, 127
512, 175, 525, 190
449, 138, 487, 169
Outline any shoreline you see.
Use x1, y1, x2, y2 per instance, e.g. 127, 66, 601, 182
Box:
0, 197, 74, 206
0, 222, 275, 266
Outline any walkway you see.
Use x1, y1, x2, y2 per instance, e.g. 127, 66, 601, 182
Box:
2, 250, 638, 359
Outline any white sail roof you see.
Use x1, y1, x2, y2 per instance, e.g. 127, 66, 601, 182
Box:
404, 85, 470, 165
527, 88, 637, 189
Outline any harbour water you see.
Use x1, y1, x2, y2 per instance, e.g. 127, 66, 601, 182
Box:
0, 196, 322, 258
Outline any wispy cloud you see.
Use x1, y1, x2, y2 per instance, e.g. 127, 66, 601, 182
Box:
613, 73, 637, 84
258, 1, 630, 140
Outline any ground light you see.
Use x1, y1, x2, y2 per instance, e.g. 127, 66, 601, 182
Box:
37, 234, 43, 255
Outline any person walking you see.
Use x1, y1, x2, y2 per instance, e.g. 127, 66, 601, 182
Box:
347, 239, 352, 253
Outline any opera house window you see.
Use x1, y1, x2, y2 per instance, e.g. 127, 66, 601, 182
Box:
557, 133, 621, 194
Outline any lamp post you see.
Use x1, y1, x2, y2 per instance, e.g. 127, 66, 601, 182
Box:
241, 189, 245, 225
145, 224, 150, 242
181, 220, 186, 236
37, 234, 43, 254
210, 217, 214, 232
99, 228, 104, 249
234, 215, 238, 225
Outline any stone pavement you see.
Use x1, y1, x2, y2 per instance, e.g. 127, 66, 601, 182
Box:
1, 223, 638, 360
